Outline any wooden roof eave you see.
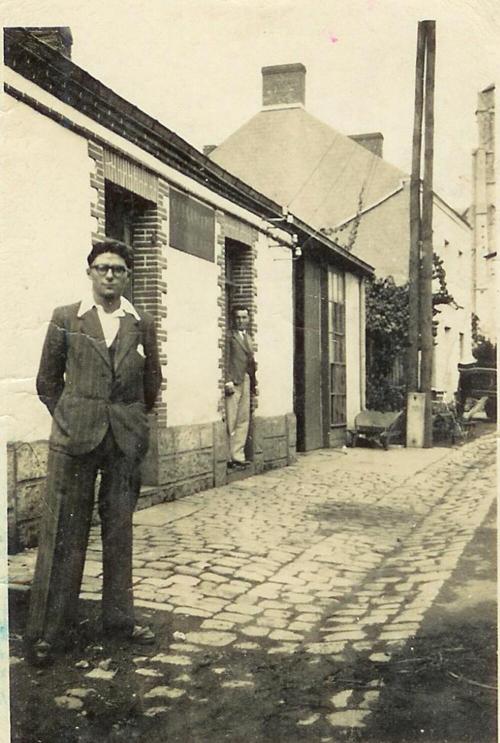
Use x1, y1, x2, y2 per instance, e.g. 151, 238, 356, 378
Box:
4, 27, 374, 278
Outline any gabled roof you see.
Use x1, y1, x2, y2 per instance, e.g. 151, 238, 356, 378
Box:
210, 106, 406, 234
3, 27, 373, 277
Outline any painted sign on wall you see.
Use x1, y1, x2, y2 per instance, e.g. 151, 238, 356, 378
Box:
169, 188, 215, 262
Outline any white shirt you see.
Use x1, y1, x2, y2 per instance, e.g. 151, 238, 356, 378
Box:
78, 295, 140, 347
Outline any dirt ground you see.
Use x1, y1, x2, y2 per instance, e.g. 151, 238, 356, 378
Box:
365, 501, 497, 743
9, 500, 496, 743
9, 425, 497, 743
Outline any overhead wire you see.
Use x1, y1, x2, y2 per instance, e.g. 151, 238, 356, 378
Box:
334, 153, 381, 250
286, 131, 342, 211
291, 141, 382, 255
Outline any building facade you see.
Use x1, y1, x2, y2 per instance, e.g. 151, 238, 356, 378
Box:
471, 84, 496, 343
3, 29, 371, 549
210, 63, 474, 403
293, 245, 368, 451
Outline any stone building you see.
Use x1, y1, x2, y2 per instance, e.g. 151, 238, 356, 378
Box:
471, 84, 496, 343
210, 63, 474, 401
3, 29, 372, 549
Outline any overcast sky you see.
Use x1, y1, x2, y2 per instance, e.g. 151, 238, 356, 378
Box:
3, 0, 499, 210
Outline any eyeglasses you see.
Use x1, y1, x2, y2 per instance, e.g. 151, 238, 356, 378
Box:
91, 264, 130, 277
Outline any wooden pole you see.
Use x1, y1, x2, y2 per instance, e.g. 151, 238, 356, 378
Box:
406, 21, 427, 447
420, 20, 436, 447
407, 22, 426, 392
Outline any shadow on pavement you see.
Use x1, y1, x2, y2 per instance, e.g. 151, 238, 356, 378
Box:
366, 502, 497, 743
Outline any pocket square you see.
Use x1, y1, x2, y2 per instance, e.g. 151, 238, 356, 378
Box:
136, 343, 146, 358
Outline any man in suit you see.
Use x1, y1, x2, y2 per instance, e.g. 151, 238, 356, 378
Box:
225, 306, 256, 468
26, 239, 162, 665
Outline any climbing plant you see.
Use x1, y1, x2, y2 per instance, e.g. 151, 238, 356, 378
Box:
320, 185, 366, 252
431, 253, 459, 338
365, 275, 409, 410
365, 254, 458, 411
471, 313, 497, 367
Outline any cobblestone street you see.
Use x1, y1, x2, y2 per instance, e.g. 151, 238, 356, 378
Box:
9, 431, 496, 742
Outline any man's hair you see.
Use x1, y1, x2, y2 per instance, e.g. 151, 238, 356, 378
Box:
232, 305, 249, 316
87, 239, 134, 270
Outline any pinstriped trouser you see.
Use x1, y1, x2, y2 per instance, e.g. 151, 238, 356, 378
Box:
226, 373, 251, 463
26, 430, 138, 646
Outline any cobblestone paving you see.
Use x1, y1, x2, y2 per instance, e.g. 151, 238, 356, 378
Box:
9, 432, 496, 734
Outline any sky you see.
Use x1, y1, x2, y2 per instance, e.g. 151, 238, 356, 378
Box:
2, 0, 499, 210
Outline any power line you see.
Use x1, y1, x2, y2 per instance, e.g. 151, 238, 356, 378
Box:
286, 131, 341, 210
297, 146, 382, 254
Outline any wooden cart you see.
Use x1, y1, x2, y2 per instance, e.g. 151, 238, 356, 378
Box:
347, 410, 404, 450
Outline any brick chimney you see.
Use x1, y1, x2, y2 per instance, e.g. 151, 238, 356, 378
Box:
24, 27, 73, 58
262, 63, 306, 108
349, 132, 384, 158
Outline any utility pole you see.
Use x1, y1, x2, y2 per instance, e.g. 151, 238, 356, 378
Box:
420, 21, 436, 447
406, 20, 436, 448
407, 22, 426, 393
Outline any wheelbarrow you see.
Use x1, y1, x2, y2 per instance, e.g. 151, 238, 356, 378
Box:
347, 410, 403, 450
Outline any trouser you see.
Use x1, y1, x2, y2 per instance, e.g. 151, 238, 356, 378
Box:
26, 429, 138, 646
226, 373, 250, 463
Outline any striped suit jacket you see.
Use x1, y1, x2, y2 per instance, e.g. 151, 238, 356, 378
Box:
36, 302, 162, 460
226, 331, 257, 394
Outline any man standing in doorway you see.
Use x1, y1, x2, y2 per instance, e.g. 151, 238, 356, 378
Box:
26, 239, 162, 665
225, 305, 256, 468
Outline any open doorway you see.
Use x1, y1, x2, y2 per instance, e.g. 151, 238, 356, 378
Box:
224, 238, 255, 467
104, 181, 152, 302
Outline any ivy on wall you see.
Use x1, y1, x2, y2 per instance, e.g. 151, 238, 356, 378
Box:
471, 313, 497, 367
366, 254, 459, 411
366, 276, 409, 410
432, 254, 460, 337
320, 186, 365, 252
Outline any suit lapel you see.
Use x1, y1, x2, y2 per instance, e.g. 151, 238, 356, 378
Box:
234, 331, 252, 355
79, 308, 111, 368
114, 313, 140, 372
234, 331, 247, 352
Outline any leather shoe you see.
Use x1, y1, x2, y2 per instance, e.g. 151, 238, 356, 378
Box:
27, 639, 53, 667
130, 624, 155, 645
104, 623, 156, 645
229, 459, 251, 469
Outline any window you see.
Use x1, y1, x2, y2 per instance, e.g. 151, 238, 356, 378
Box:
328, 268, 346, 425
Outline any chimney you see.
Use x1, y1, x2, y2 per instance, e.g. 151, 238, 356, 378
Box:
476, 84, 494, 150
24, 27, 73, 58
262, 63, 306, 108
349, 132, 384, 158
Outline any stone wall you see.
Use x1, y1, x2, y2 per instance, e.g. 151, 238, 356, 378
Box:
7, 413, 296, 553
7, 441, 49, 553
252, 414, 297, 472
156, 422, 226, 501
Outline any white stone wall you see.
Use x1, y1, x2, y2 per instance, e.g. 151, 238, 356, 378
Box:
472, 87, 497, 343
345, 273, 364, 426
164, 243, 221, 427
0, 96, 94, 442
254, 233, 294, 417
432, 201, 474, 399
351, 186, 411, 285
